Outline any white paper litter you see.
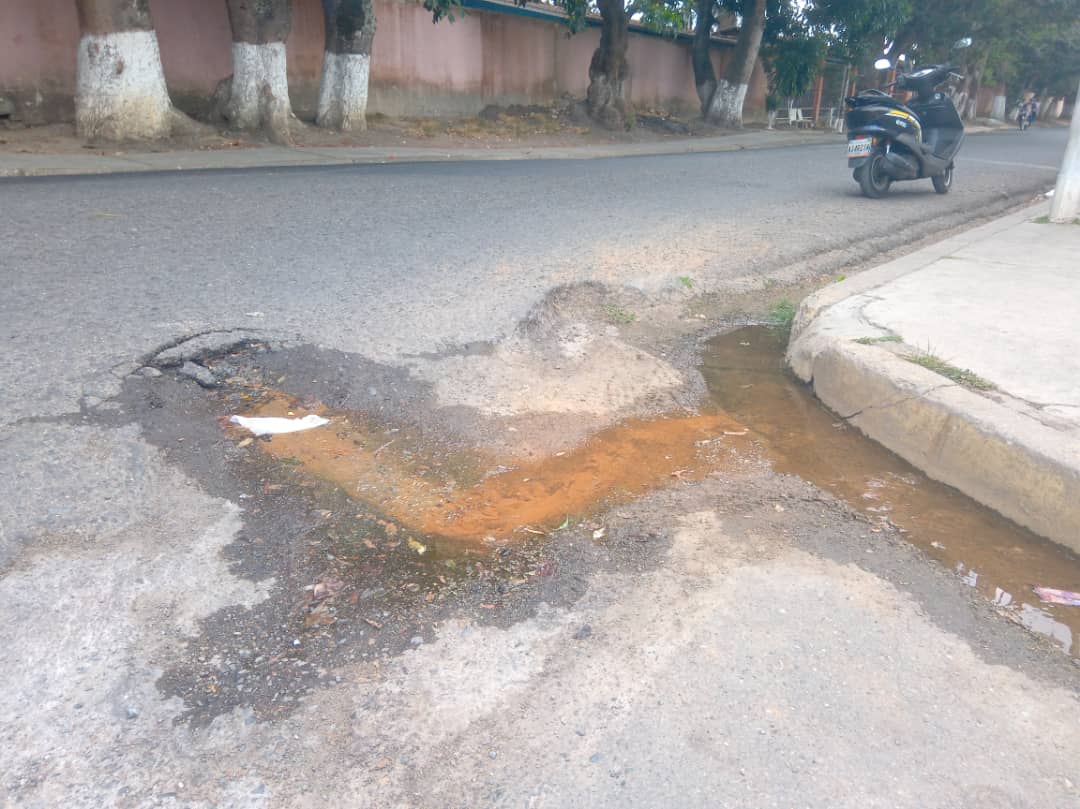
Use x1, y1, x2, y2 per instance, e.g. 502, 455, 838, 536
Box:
229, 414, 329, 436
1046, 189, 1055, 198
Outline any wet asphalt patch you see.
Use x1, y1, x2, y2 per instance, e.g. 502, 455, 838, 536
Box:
107, 354, 669, 726
80, 317, 1078, 726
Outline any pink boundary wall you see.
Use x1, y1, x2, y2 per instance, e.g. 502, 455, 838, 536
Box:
0, 0, 766, 123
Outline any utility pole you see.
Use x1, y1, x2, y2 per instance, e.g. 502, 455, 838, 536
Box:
1050, 77, 1080, 222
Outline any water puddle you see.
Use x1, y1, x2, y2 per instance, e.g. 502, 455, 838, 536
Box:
223, 326, 1080, 657
702, 326, 1080, 656
230, 393, 751, 544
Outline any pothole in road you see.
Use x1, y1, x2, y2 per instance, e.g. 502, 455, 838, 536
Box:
224, 326, 1080, 659
133, 318, 1078, 725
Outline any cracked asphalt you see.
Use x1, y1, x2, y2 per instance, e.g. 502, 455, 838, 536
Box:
1, 128, 1077, 809
0, 128, 1066, 426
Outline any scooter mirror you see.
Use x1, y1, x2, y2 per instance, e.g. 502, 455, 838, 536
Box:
874, 57, 892, 70
954, 37, 972, 49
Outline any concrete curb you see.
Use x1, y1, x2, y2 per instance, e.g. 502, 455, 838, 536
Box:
0, 126, 1009, 179
787, 201, 1080, 553
0, 130, 838, 178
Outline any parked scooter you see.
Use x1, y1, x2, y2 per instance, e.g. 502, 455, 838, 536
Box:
845, 38, 972, 198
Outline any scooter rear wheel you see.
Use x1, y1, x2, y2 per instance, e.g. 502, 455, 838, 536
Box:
857, 152, 892, 198
932, 164, 954, 194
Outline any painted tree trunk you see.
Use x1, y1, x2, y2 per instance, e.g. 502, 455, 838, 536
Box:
961, 65, 982, 121
1049, 76, 1080, 223
1040, 96, 1060, 121
317, 0, 375, 131
586, 0, 630, 130
74, 0, 176, 140
705, 0, 765, 127
947, 69, 972, 121
224, 0, 295, 143
691, 0, 717, 116
990, 89, 1006, 121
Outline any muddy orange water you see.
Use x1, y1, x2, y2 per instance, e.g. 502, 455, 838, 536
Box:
702, 326, 1080, 657
233, 395, 750, 542
229, 326, 1080, 656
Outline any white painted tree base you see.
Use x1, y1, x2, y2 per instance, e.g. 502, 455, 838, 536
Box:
706, 80, 748, 128
76, 31, 174, 140
226, 42, 293, 139
317, 52, 370, 131
990, 95, 1006, 121
1050, 80, 1080, 222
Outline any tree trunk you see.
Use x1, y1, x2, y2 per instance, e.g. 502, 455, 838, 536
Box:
888, 21, 915, 69
586, 0, 630, 129
968, 66, 982, 120
990, 83, 1006, 121
74, 0, 178, 140
704, 0, 765, 127
1049, 76, 1080, 222
317, 0, 375, 131
960, 59, 986, 121
692, 0, 716, 115
223, 0, 295, 144
1039, 94, 1057, 121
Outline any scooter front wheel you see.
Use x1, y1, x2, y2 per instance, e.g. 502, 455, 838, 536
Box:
932, 164, 954, 194
856, 152, 892, 198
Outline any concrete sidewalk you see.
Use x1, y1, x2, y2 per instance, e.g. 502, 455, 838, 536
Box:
789, 201, 1080, 552
0, 123, 1012, 178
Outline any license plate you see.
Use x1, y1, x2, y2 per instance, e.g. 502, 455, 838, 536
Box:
847, 137, 873, 158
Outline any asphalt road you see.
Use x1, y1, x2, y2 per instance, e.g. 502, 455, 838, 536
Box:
1, 128, 1077, 809
0, 128, 1066, 427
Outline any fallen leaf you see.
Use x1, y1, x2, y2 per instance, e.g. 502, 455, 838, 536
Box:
408, 537, 427, 555
304, 605, 336, 628
534, 560, 556, 578
371, 757, 392, 770
364, 618, 383, 629
237, 437, 253, 448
